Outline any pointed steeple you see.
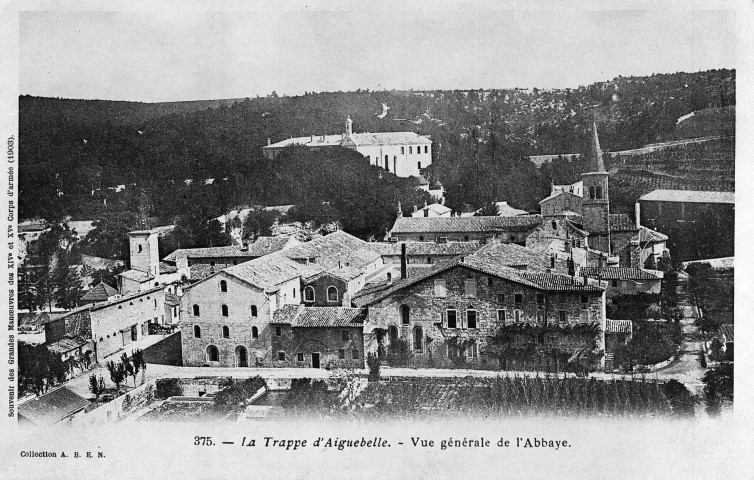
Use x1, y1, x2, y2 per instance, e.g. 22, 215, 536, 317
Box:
588, 122, 605, 172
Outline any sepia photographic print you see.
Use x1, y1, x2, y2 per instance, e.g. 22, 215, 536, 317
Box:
0, 0, 751, 478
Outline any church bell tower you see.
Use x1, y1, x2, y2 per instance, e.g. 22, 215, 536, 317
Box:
582, 122, 611, 252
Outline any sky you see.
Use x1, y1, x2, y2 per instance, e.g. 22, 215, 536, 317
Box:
18, 0, 738, 102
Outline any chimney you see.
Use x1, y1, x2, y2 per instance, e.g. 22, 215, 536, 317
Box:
424, 201, 428, 208
413, 205, 418, 213
241, 242, 249, 252
267, 138, 271, 146
634, 202, 641, 229
400, 243, 408, 279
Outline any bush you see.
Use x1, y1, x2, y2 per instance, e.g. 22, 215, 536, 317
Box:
367, 353, 381, 382
213, 376, 267, 414
155, 378, 183, 399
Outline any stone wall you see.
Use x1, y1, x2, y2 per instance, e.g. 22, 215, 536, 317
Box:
270, 326, 364, 369
142, 331, 183, 365
90, 289, 166, 362
364, 264, 604, 365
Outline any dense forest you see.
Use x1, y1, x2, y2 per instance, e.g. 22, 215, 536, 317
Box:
19, 69, 735, 244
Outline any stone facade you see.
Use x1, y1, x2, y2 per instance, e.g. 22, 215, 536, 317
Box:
89, 287, 166, 361
270, 325, 364, 369
179, 272, 300, 367
362, 265, 605, 368
302, 273, 348, 307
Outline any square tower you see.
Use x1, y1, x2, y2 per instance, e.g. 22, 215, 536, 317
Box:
128, 230, 160, 277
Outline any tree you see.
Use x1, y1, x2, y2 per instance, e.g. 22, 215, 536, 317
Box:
81, 212, 140, 261
52, 257, 84, 309
106, 360, 126, 394
367, 353, 381, 382
703, 362, 733, 416
475, 202, 499, 216
242, 206, 279, 240
89, 374, 106, 405
132, 349, 147, 385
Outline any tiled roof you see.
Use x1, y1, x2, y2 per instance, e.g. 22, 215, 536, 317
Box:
495, 202, 530, 217
413, 203, 452, 215
608, 214, 637, 232
18, 387, 90, 426
580, 267, 661, 280
18, 312, 50, 328
282, 230, 381, 271
163, 246, 260, 262
81, 255, 125, 270
639, 226, 668, 243
413, 175, 430, 186
639, 189, 735, 204
468, 241, 551, 273
118, 269, 153, 282
719, 324, 734, 342
354, 255, 601, 306
165, 291, 181, 306
349, 132, 432, 147
539, 190, 582, 204
225, 255, 317, 292
606, 320, 633, 334
390, 215, 543, 234
369, 241, 483, 257
682, 257, 734, 270
80, 282, 118, 303
159, 262, 177, 274
47, 336, 89, 355
264, 132, 431, 149
271, 305, 366, 327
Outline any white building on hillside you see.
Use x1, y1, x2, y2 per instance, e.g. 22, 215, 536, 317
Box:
262, 117, 432, 178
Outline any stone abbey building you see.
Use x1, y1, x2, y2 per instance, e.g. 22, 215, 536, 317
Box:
262, 117, 432, 178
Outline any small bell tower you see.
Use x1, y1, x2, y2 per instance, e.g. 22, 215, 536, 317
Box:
582, 122, 611, 252
345, 116, 353, 136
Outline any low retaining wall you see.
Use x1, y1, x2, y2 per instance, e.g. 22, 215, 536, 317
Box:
71, 379, 158, 426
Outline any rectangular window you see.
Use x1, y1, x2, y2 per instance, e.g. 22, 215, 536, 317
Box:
611, 280, 618, 288
515, 294, 523, 304
434, 279, 447, 298
338, 349, 345, 360
352, 349, 360, 360
464, 278, 477, 297
278, 351, 286, 361
467, 310, 477, 329
497, 294, 505, 304
559, 311, 567, 324
514, 310, 523, 323
447, 309, 457, 329
341, 330, 350, 341
537, 311, 545, 324
297, 352, 304, 362
468, 343, 478, 358
401, 147, 405, 154
275, 326, 282, 336
581, 295, 589, 304
581, 310, 590, 323
424, 146, 428, 154
536, 293, 545, 305
497, 309, 506, 323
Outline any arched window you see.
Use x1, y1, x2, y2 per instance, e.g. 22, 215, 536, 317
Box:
206, 345, 219, 362
386, 272, 392, 282
384, 155, 389, 171
401, 147, 405, 154
220, 280, 227, 292
221, 305, 229, 317
193, 325, 201, 338
409, 146, 413, 154
193, 304, 200, 316
418, 161, 422, 170
327, 286, 339, 302
401, 304, 410, 325
252, 326, 259, 339
304, 286, 315, 303
251, 305, 258, 317
425, 146, 428, 154
138, 245, 143, 253
388, 325, 398, 344
596, 186, 603, 199
589, 186, 596, 199
222, 326, 230, 338
427, 257, 432, 264
235, 346, 248, 367
413, 326, 423, 352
